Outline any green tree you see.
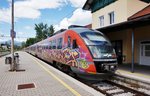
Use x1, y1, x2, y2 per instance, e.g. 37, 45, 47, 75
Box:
49, 25, 55, 37
25, 38, 36, 47
35, 23, 55, 42
35, 23, 49, 42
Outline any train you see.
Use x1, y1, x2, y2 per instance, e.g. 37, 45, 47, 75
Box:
26, 25, 117, 79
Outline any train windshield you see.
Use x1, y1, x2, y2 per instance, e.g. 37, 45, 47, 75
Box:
80, 31, 115, 58
80, 31, 111, 45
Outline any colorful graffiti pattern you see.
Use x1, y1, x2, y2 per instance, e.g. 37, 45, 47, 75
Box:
45, 47, 90, 69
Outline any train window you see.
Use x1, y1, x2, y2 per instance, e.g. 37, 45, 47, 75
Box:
49, 41, 52, 49
57, 38, 63, 49
72, 39, 78, 49
52, 40, 56, 49
46, 46, 48, 49
68, 36, 71, 47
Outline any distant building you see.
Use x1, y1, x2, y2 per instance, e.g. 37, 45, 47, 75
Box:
84, 24, 92, 28
83, 0, 150, 66
1, 44, 8, 50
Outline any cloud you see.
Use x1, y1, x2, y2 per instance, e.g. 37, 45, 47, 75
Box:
0, 8, 11, 23
68, 0, 87, 8
15, 38, 27, 42
0, 0, 88, 24
0, 0, 67, 23
18, 31, 24, 35
24, 26, 33, 30
54, 8, 92, 31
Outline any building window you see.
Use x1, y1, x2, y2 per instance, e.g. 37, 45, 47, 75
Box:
99, 15, 104, 27
108, 11, 114, 24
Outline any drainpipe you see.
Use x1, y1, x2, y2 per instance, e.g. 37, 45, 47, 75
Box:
131, 29, 134, 73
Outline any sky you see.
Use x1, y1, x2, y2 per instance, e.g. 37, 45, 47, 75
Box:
0, 0, 92, 42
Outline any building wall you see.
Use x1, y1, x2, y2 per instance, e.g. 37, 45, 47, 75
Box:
92, 0, 127, 29
92, 0, 148, 29
127, 0, 149, 17
103, 25, 150, 64
134, 25, 150, 64
104, 30, 129, 63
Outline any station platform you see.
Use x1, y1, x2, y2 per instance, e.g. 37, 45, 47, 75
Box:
0, 51, 103, 96
116, 64, 150, 83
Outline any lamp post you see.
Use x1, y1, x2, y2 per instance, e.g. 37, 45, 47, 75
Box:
10, 0, 15, 71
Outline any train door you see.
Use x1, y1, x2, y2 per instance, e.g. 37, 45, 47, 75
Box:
112, 40, 123, 64
68, 36, 71, 48
140, 41, 150, 66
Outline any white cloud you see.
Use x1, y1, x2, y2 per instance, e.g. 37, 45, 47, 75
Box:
0, 8, 11, 23
54, 8, 92, 31
0, 0, 88, 24
0, 0, 67, 23
68, 0, 87, 8
15, 38, 27, 42
24, 26, 33, 30
18, 31, 24, 35
15, 6, 41, 19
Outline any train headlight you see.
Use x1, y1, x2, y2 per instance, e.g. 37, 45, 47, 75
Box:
110, 65, 114, 69
89, 46, 101, 58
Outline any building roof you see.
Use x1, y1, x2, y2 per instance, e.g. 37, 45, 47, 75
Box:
140, 0, 150, 3
82, 0, 94, 10
128, 5, 150, 20
83, 0, 150, 11
84, 24, 92, 28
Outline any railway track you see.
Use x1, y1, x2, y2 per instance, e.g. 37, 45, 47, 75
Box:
80, 75, 150, 96
29, 53, 150, 96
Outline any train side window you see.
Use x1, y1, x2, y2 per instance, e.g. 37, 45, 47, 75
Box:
72, 39, 78, 49
57, 38, 63, 49
52, 40, 56, 49
49, 41, 52, 49
68, 36, 71, 47
46, 46, 48, 49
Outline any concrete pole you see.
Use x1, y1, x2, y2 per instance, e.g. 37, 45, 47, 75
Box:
10, 0, 15, 71
131, 29, 134, 73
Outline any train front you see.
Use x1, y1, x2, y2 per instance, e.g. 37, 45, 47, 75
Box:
77, 29, 117, 79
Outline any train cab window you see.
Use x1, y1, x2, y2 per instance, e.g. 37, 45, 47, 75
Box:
68, 36, 71, 47
57, 38, 63, 49
80, 31, 110, 45
80, 31, 114, 59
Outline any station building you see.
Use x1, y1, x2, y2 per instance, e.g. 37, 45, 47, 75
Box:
83, 0, 150, 66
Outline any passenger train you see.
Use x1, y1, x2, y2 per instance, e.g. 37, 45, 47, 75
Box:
26, 26, 117, 79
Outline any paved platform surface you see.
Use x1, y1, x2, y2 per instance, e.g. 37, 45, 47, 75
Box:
0, 51, 103, 96
116, 64, 150, 83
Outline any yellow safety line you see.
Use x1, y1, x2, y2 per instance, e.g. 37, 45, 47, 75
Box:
31, 56, 81, 96
117, 70, 150, 79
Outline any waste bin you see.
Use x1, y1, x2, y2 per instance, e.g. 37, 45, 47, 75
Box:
5, 57, 12, 64
14, 53, 19, 64
15, 53, 19, 57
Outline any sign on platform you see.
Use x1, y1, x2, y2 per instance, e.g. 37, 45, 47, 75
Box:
10, 29, 16, 38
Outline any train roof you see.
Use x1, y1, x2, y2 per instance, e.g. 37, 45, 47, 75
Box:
53, 25, 104, 36
26, 26, 104, 48
69, 27, 104, 36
